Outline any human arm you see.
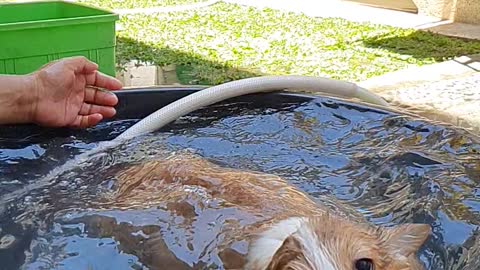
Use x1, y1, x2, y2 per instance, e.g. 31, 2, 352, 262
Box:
0, 56, 123, 128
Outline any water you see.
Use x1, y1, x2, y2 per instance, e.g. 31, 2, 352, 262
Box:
0, 96, 479, 270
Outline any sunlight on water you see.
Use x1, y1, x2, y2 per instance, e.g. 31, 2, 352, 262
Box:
0, 96, 479, 269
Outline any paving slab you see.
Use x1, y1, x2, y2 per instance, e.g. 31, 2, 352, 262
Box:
358, 55, 479, 92
419, 21, 480, 40
116, 61, 181, 88
359, 55, 480, 135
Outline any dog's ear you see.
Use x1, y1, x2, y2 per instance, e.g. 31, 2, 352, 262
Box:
266, 236, 303, 270
381, 224, 431, 258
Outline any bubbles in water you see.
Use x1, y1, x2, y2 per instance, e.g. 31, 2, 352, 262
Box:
0, 234, 15, 249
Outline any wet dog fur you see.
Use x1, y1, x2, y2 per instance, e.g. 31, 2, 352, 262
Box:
113, 153, 431, 270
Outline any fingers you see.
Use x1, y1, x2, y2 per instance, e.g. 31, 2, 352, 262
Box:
64, 56, 99, 74
70, 102, 117, 129
69, 114, 103, 129
84, 87, 119, 106
57, 56, 123, 90
79, 87, 118, 126
86, 70, 123, 90
79, 103, 117, 118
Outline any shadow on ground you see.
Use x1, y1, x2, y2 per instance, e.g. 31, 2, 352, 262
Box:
362, 30, 480, 62
116, 36, 261, 85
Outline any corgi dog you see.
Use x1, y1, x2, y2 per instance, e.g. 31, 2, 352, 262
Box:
111, 153, 431, 270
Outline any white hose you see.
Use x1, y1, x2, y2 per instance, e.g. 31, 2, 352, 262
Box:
115, 75, 388, 141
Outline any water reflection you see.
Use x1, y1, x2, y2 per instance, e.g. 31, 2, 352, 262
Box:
0, 96, 478, 269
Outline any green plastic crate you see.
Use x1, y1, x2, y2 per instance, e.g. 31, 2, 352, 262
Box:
0, 1, 119, 76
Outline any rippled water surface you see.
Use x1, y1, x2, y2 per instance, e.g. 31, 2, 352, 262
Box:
0, 94, 479, 270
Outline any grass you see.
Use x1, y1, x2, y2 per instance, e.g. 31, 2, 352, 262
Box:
112, 2, 480, 84
3, 0, 480, 84
0, 0, 210, 7
77, 0, 210, 9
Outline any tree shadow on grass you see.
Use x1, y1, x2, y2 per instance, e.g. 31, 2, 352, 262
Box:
361, 29, 480, 62
115, 36, 262, 85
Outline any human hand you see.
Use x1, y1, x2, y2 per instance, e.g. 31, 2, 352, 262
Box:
30, 56, 123, 128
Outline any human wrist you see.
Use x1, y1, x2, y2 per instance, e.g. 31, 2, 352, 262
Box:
0, 74, 38, 125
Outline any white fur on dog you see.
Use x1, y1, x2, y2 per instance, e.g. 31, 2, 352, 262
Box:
246, 217, 337, 270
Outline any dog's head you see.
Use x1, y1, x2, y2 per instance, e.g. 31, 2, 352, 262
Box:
246, 215, 431, 270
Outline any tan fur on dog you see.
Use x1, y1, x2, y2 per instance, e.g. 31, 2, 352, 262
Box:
113, 154, 431, 270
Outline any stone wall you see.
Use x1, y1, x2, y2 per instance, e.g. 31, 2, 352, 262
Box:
412, 0, 480, 24
453, 0, 480, 24
412, 0, 454, 19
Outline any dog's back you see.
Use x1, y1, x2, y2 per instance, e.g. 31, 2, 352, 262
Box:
110, 154, 430, 270
116, 155, 326, 217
